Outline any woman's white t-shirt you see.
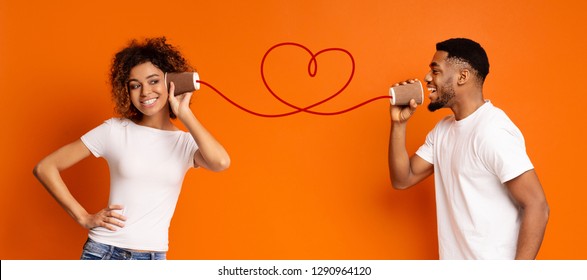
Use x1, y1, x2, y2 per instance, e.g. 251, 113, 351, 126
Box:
81, 118, 198, 251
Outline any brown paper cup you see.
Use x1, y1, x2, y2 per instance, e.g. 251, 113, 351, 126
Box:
165, 72, 200, 96
389, 80, 424, 105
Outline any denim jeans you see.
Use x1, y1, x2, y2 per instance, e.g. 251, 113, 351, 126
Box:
80, 238, 166, 260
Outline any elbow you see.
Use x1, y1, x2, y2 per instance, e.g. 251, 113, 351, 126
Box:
33, 159, 52, 186
33, 157, 57, 183
210, 156, 231, 172
537, 201, 550, 233
534, 198, 550, 224
542, 200, 550, 224
33, 160, 45, 180
390, 178, 411, 190
522, 199, 550, 226
217, 157, 231, 171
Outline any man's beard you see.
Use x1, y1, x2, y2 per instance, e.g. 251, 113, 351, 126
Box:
428, 82, 455, 112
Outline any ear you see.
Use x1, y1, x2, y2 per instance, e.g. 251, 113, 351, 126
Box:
457, 69, 470, 85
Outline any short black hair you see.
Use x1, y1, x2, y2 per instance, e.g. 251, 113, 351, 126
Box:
436, 38, 489, 82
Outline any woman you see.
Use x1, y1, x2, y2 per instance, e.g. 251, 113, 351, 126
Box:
33, 37, 230, 260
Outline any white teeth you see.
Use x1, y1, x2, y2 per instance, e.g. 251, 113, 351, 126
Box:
142, 98, 157, 105
428, 88, 436, 92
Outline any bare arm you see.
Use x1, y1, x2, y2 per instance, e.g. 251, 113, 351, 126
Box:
388, 95, 433, 190
183, 111, 231, 172
169, 84, 231, 172
505, 169, 549, 259
33, 139, 126, 231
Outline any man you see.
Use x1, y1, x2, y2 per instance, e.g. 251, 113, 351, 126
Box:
388, 38, 549, 259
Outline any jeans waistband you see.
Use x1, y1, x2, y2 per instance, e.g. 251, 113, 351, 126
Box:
83, 238, 166, 260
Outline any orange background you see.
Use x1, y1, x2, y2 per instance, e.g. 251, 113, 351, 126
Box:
1, 0, 586, 260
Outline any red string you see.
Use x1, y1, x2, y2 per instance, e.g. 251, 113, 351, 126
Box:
197, 42, 392, 117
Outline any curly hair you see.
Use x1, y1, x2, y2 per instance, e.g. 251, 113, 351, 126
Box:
110, 37, 194, 121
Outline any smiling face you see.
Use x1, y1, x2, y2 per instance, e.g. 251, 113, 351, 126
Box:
424, 51, 459, 112
127, 62, 170, 119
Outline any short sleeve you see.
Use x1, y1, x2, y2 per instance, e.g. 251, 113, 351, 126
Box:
181, 132, 199, 168
477, 125, 534, 183
416, 129, 435, 164
80, 119, 114, 158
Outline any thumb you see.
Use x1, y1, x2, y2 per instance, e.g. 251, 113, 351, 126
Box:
178, 91, 193, 104
409, 99, 418, 111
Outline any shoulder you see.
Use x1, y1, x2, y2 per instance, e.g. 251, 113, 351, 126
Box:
473, 104, 526, 154
103, 117, 131, 126
477, 104, 522, 137
93, 118, 134, 132
483, 104, 510, 123
86, 117, 131, 136
180, 130, 198, 147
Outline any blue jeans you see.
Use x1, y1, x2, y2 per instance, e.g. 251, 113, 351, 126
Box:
80, 238, 166, 260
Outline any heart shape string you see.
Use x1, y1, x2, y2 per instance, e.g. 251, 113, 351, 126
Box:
197, 42, 391, 117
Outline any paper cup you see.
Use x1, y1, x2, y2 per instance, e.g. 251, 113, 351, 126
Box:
389, 80, 424, 105
165, 72, 200, 95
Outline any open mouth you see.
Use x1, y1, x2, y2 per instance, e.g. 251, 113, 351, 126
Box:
427, 87, 437, 100
141, 98, 157, 105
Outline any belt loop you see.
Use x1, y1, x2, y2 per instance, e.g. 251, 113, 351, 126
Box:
109, 244, 115, 258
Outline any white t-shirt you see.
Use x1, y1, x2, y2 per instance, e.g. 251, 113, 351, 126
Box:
416, 101, 533, 259
81, 118, 198, 251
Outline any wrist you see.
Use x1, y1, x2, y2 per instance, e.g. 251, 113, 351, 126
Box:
392, 120, 407, 127
74, 211, 91, 228
177, 108, 195, 123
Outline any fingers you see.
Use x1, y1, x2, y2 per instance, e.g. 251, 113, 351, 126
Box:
108, 204, 124, 211
405, 99, 418, 117
107, 205, 127, 222
168, 82, 178, 105
169, 82, 195, 104
392, 99, 418, 123
169, 81, 176, 96
100, 217, 124, 231
409, 98, 418, 109
395, 78, 419, 86
98, 205, 127, 231
176, 91, 193, 103
397, 109, 405, 122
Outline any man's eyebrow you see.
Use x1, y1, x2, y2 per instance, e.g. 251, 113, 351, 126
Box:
429, 62, 440, 67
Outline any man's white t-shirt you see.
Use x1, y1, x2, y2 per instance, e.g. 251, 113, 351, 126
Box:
416, 101, 534, 259
81, 118, 198, 251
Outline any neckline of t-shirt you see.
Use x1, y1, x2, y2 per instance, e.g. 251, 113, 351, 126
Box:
126, 119, 184, 134
453, 100, 492, 127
